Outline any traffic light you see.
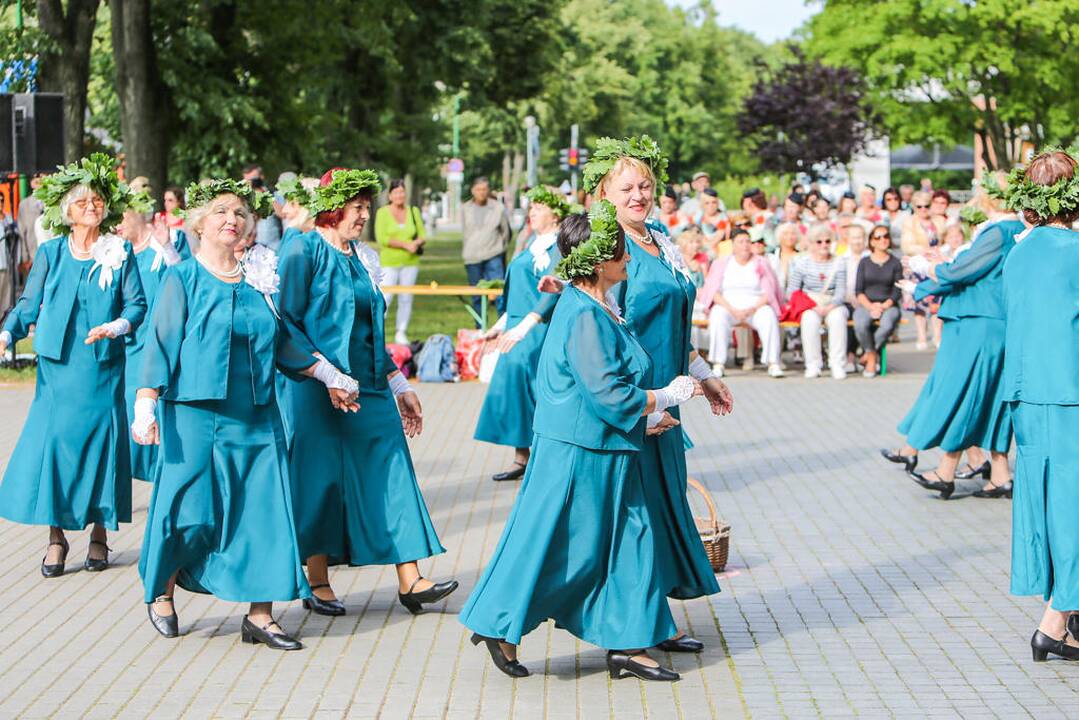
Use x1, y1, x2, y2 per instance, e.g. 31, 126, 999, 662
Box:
568, 147, 579, 168
559, 148, 569, 171
578, 149, 589, 166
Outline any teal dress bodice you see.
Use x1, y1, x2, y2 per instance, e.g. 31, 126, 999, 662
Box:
3, 235, 147, 361
915, 219, 1023, 321
502, 234, 561, 325
1002, 225, 1079, 405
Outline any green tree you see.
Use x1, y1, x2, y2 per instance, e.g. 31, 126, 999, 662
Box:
805, 0, 1079, 170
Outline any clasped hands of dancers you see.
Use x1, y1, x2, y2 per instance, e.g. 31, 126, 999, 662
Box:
878, 149, 1079, 663
0, 137, 735, 681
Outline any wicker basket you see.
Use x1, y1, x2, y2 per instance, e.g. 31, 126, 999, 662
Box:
687, 477, 730, 573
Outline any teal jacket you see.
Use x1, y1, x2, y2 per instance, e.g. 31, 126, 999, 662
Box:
3, 235, 146, 362
502, 236, 561, 325
1001, 226, 1079, 405
915, 219, 1023, 321
532, 287, 650, 452
139, 258, 309, 404
275, 230, 396, 389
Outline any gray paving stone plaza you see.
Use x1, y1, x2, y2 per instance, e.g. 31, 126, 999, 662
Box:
0, 344, 1075, 719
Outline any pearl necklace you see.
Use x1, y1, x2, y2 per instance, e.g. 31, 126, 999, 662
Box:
196, 253, 243, 279
625, 227, 654, 245
131, 230, 152, 254
578, 286, 624, 324
316, 229, 353, 255
68, 239, 93, 259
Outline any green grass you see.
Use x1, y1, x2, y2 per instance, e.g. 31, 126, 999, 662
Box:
382, 230, 496, 343
0, 233, 481, 385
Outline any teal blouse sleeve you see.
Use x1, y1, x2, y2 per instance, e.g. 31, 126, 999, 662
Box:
275, 237, 320, 368
2, 242, 50, 341
138, 268, 188, 394
119, 249, 148, 329
915, 225, 1004, 301
532, 287, 561, 322
275, 318, 317, 378
564, 306, 648, 433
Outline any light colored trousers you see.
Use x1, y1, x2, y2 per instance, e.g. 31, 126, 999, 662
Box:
708, 305, 782, 366
380, 264, 420, 334
800, 305, 849, 371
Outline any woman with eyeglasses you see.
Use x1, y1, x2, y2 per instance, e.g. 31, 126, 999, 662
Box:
899, 191, 940, 349
852, 225, 902, 377
882, 177, 1021, 499
787, 223, 848, 379
880, 187, 907, 239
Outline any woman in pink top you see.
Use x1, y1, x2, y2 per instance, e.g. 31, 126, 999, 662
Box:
699, 230, 785, 378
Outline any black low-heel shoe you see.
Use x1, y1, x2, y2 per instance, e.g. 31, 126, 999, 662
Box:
84, 540, 110, 572
302, 584, 345, 616
656, 635, 704, 653
607, 651, 680, 682
972, 481, 1013, 499
398, 577, 459, 614
470, 633, 530, 677
911, 472, 955, 499
41, 538, 69, 578
492, 462, 526, 482
880, 448, 917, 473
240, 616, 303, 651
147, 597, 179, 638
1031, 630, 1079, 662
1068, 614, 1079, 641
954, 461, 991, 480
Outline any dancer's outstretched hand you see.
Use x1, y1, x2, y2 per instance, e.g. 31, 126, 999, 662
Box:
398, 392, 424, 438
702, 377, 734, 416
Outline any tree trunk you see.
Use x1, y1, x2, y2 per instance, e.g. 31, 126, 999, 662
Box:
111, 0, 170, 201
36, 0, 101, 162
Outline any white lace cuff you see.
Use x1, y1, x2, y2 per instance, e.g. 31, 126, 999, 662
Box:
505, 313, 539, 341
103, 319, 131, 338
653, 376, 696, 413
646, 411, 665, 429
489, 314, 508, 333
688, 356, 714, 381
388, 372, 415, 397
160, 241, 183, 267
312, 358, 359, 394
131, 397, 157, 442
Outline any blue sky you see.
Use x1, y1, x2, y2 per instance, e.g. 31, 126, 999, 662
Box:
680, 1, 820, 43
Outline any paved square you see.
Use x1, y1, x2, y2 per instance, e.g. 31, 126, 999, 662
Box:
0, 345, 1075, 719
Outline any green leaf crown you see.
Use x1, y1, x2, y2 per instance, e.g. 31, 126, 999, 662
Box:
34, 152, 145, 235
526, 185, 571, 219
958, 205, 987, 226
995, 147, 1079, 220
308, 169, 382, 214
581, 134, 669, 195
277, 177, 316, 206
183, 178, 274, 218
555, 200, 621, 281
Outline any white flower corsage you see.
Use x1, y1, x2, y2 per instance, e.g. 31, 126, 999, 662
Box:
88, 233, 128, 290
241, 243, 281, 295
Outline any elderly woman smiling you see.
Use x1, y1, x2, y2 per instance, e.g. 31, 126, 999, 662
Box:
133, 180, 352, 649
0, 154, 147, 578
787, 223, 849, 379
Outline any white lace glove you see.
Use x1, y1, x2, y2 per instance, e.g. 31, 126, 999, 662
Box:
646, 411, 666, 429
388, 372, 415, 397
312, 358, 359, 394
159, 237, 183, 267
652, 375, 697, 414
101, 318, 131, 338
130, 397, 157, 442
688, 355, 715, 381
504, 314, 538, 342
484, 313, 508, 337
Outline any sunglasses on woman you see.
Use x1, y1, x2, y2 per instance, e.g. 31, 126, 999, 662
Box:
871, 233, 890, 240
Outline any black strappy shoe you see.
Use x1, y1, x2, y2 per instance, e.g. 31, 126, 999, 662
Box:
303, 583, 346, 616
470, 633, 530, 677
241, 616, 302, 651
972, 479, 1013, 499
954, 461, 991, 480
492, 461, 527, 482
398, 576, 459, 614
880, 448, 917, 474
910, 470, 955, 499
147, 596, 179, 638
84, 540, 110, 572
1031, 629, 1079, 662
607, 650, 680, 682
41, 538, 69, 578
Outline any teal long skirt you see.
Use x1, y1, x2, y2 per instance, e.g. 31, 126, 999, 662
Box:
124, 352, 158, 482
473, 327, 547, 449
0, 310, 131, 531
1010, 402, 1079, 610
898, 317, 1013, 453
286, 380, 445, 566
640, 415, 721, 600
459, 436, 677, 649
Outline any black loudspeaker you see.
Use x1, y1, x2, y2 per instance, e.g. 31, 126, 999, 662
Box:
13, 93, 64, 174
0, 95, 13, 173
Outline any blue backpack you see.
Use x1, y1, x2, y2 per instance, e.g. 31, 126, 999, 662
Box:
415, 334, 458, 382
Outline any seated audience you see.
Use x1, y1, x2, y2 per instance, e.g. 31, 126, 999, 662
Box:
853, 224, 903, 377
788, 223, 849, 379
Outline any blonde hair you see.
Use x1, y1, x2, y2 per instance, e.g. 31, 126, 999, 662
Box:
594, 156, 656, 199
185, 193, 257, 246
776, 221, 800, 248
911, 190, 932, 207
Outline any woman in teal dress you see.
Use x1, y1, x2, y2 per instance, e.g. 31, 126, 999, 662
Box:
581, 136, 733, 653
474, 186, 569, 481
998, 150, 1079, 662
461, 203, 703, 682
132, 180, 346, 650
884, 183, 1020, 499
115, 207, 190, 481
0, 154, 147, 578
276, 168, 455, 618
